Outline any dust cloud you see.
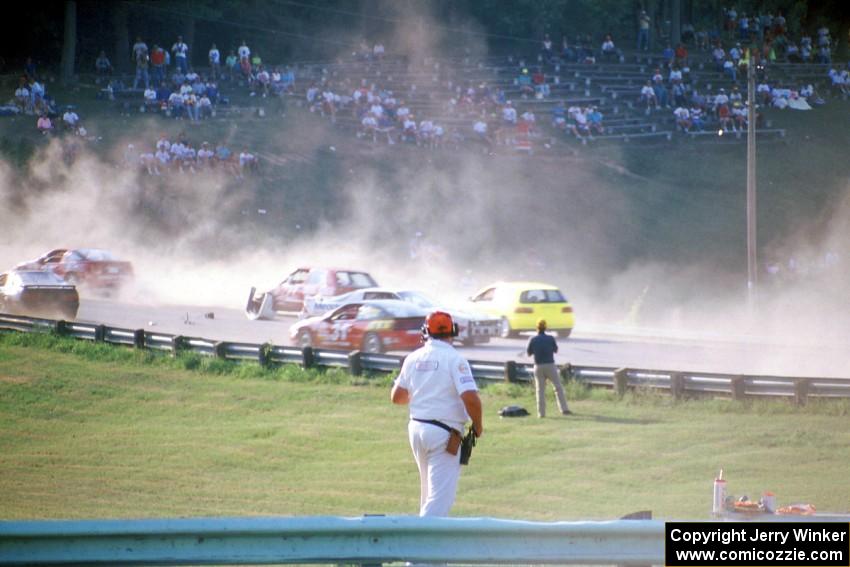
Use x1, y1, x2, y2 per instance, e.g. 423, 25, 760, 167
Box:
0, 1, 848, 380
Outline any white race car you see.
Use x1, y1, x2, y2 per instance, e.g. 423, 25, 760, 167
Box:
301, 288, 499, 346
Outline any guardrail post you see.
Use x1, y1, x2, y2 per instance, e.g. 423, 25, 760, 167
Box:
731, 376, 746, 400
560, 363, 573, 383
133, 329, 145, 349
258, 343, 272, 368
301, 346, 314, 369
213, 342, 228, 359
614, 368, 629, 397
172, 335, 185, 356
55, 320, 67, 336
504, 360, 517, 383
794, 379, 809, 407
94, 324, 106, 342
349, 350, 363, 376
670, 372, 685, 400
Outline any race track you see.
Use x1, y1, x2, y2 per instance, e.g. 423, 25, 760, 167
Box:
77, 298, 850, 379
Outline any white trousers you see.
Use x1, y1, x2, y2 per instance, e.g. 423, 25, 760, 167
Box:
408, 420, 461, 517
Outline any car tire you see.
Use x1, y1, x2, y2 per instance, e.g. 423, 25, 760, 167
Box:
500, 317, 518, 339
61, 307, 78, 320
558, 328, 572, 339
297, 330, 313, 349
362, 332, 384, 354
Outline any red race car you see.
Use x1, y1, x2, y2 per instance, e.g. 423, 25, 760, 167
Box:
17, 248, 134, 294
289, 299, 426, 353
246, 266, 377, 319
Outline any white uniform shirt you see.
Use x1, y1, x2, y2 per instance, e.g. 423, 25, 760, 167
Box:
395, 339, 478, 432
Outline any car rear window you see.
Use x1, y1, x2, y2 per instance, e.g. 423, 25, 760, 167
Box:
379, 301, 427, 318
17, 271, 68, 285
338, 271, 377, 288
78, 249, 117, 261
520, 289, 566, 303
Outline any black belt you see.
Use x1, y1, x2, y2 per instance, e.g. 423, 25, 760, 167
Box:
412, 418, 458, 434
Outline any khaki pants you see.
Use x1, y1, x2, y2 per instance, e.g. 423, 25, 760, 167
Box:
533, 363, 569, 417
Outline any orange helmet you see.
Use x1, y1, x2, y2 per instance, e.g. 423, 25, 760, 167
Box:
424, 310, 458, 338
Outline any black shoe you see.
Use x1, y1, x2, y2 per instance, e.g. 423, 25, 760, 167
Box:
562, 410, 574, 416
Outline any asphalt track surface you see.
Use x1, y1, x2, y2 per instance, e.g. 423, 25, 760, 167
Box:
78, 298, 850, 379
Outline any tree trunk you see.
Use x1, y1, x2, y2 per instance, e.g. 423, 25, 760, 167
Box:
112, 2, 130, 74
671, 0, 681, 46
184, 17, 196, 69
60, 0, 77, 85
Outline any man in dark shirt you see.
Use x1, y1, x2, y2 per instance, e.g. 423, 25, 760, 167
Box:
526, 319, 571, 417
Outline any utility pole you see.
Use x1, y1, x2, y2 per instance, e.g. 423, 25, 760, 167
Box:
746, 47, 758, 309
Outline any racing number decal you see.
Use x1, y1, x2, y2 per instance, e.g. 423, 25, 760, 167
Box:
329, 322, 351, 343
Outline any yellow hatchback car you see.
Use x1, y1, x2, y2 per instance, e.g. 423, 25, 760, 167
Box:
469, 281, 575, 338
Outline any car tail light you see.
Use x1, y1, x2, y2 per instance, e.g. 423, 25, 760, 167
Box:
514, 307, 533, 314
562, 306, 573, 313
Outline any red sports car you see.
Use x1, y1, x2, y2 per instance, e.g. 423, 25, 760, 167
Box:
17, 248, 133, 294
289, 299, 426, 353
246, 266, 378, 319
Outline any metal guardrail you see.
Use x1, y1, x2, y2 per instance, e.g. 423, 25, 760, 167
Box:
0, 516, 664, 565
1, 313, 847, 404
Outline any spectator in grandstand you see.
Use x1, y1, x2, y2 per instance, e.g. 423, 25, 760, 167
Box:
208, 43, 220, 80
672, 81, 687, 107
225, 50, 238, 81
36, 113, 53, 135
517, 68, 533, 98
150, 44, 166, 87
637, 10, 651, 51
757, 81, 772, 105
689, 104, 705, 131
601, 34, 620, 62
587, 106, 604, 135
653, 79, 669, 108
143, 86, 157, 110
640, 80, 657, 111
95, 51, 112, 82
674, 43, 689, 67
472, 118, 491, 150
172, 36, 190, 74
712, 88, 729, 115
723, 58, 737, 82
62, 108, 80, 130
541, 34, 553, 61
255, 66, 271, 97
712, 43, 726, 70
818, 44, 831, 64
167, 90, 184, 118
661, 44, 675, 67
132, 40, 150, 90
785, 41, 800, 63
198, 93, 213, 118
717, 102, 733, 132
568, 106, 590, 139
551, 100, 567, 131
673, 105, 691, 132
239, 149, 257, 178
800, 35, 813, 62
738, 13, 750, 40
373, 42, 385, 60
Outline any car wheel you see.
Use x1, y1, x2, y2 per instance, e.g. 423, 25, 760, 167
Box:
362, 332, 384, 354
559, 328, 572, 339
499, 317, 518, 339
61, 306, 78, 320
297, 330, 313, 349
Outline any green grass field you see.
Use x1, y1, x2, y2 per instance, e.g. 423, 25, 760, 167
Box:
1, 332, 848, 521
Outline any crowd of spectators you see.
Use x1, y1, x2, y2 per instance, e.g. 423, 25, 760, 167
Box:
124, 133, 258, 178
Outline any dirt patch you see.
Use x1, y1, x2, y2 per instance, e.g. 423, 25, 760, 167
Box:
0, 374, 34, 384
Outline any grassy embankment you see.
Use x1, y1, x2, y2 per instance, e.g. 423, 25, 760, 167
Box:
1, 331, 848, 521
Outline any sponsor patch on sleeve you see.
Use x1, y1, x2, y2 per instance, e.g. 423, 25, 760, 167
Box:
459, 374, 476, 384
415, 360, 439, 372
458, 362, 471, 375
